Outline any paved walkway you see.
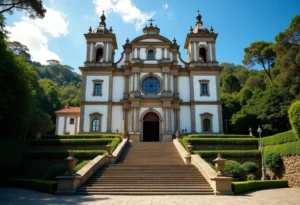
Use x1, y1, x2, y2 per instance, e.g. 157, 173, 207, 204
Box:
0, 187, 299, 205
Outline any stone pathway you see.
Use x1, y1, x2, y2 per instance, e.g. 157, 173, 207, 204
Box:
0, 187, 299, 205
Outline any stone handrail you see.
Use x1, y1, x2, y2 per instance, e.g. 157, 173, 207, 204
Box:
56, 138, 128, 195
173, 139, 233, 195
173, 139, 190, 164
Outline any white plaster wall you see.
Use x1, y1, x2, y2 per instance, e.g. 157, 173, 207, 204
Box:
170, 52, 173, 61
112, 76, 124, 102
199, 42, 208, 47
58, 116, 64, 135
85, 76, 109, 101
139, 39, 163, 42
144, 60, 158, 64
156, 48, 162, 60
195, 105, 219, 133
177, 54, 185, 67
178, 77, 190, 102
77, 117, 80, 133
180, 106, 191, 133
170, 75, 173, 93
140, 48, 146, 60
83, 105, 108, 132
193, 75, 217, 101
111, 106, 123, 133
116, 53, 126, 68
171, 109, 175, 133
65, 116, 75, 135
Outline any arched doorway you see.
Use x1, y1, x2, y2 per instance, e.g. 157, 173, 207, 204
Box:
143, 112, 159, 141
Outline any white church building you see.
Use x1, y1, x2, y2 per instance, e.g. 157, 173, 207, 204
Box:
55, 11, 223, 141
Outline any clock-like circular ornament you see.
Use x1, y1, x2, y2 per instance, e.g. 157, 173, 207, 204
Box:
141, 77, 161, 94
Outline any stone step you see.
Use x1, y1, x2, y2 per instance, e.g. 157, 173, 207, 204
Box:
76, 191, 214, 195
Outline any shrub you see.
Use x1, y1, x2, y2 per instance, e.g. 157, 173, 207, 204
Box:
194, 150, 261, 158
26, 150, 106, 159
223, 160, 247, 181
41, 134, 121, 139
232, 180, 288, 194
5, 178, 57, 194
263, 140, 300, 157
264, 152, 282, 172
31, 139, 115, 146
288, 100, 300, 139
247, 174, 256, 180
43, 163, 67, 180
261, 130, 298, 146
183, 138, 258, 146
74, 160, 90, 172
242, 162, 258, 174
186, 134, 254, 138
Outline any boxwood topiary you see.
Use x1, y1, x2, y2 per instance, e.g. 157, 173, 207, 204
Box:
242, 162, 258, 174
223, 160, 247, 181
288, 100, 300, 139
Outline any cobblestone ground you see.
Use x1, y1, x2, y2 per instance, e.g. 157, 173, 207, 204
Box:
0, 187, 299, 205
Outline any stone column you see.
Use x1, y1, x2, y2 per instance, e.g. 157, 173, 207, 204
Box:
130, 74, 134, 92
122, 108, 126, 134
103, 42, 107, 62
163, 108, 166, 133
162, 73, 166, 91
212, 42, 216, 61
137, 48, 140, 59
177, 108, 180, 132
168, 73, 171, 92
86, 42, 90, 62
162, 48, 165, 58
126, 75, 130, 94
136, 108, 140, 133
168, 108, 172, 133
130, 108, 134, 133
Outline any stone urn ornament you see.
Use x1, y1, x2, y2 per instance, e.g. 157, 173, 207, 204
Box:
175, 130, 180, 139
106, 143, 112, 156
64, 153, 78, 176
187, 142, 193, 155
213, 153, 226, 176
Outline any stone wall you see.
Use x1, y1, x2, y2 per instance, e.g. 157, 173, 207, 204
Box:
282, 156, 300, 187
266, 155, 300, 187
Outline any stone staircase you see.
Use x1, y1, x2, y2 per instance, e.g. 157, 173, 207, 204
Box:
76, 142, 214, 195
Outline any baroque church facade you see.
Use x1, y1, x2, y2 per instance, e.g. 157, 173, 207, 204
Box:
55, 11, 223, 142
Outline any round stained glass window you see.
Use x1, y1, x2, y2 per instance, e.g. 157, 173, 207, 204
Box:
142, 77, 160, 94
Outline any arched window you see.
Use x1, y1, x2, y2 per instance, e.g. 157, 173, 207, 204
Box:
148, 50, 154, 60
199, 47, 206, 62
89, 112, 102, 133
92, 119, 100, 132
96, 48, 103, 62
203, 119, 211, 132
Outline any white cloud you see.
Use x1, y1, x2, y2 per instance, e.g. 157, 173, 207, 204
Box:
6, 6, 69, 64
168, 12, 173, 20
163, 3, 168, 10
93, 0, 155, 31
84, 15, 96, 21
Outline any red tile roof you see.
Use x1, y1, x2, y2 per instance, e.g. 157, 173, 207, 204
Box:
55, 107, 80, 114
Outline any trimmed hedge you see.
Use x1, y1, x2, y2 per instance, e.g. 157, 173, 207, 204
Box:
194, 150, 261, 158
288, 100, 300, 139
183, 138, 258, 146
41, 134, 121, 139
223, 160, 247, 181
31, 138, 121, 146
261, 131, 298, 146
264, 140, 300, 157
5, 178, 57, 194
43, 163, 67, 180
232, 180, 288, 194
186, 134, 254, 139
26, 150, 106, 159
75, 160, 90, 172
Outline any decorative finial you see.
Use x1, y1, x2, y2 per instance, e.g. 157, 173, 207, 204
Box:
190, 26, 193, 33
109, 26, 113, 33
100, 10, 106, 26
210, 26, 214, 33
196, 9, 202, 24
173, 37, 177, 44
126, 37, 130, 44
89, 26, 92, 33
148, 18, 155, 26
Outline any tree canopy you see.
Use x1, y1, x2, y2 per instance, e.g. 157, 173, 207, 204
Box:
0, 0, 46, 19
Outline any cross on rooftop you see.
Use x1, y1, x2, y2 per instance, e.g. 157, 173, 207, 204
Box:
148, 18, 155, 26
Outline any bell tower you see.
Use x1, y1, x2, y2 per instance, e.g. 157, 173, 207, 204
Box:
184, 10, 218, 65
84, 11, 118, 67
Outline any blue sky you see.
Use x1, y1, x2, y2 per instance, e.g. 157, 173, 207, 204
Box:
4, 0, 300, 73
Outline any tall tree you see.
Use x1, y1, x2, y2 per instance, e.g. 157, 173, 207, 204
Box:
0, 0, 46, 19
221, 74, 241, 94
8, 41, 31, 60
243, 41, 276, 84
